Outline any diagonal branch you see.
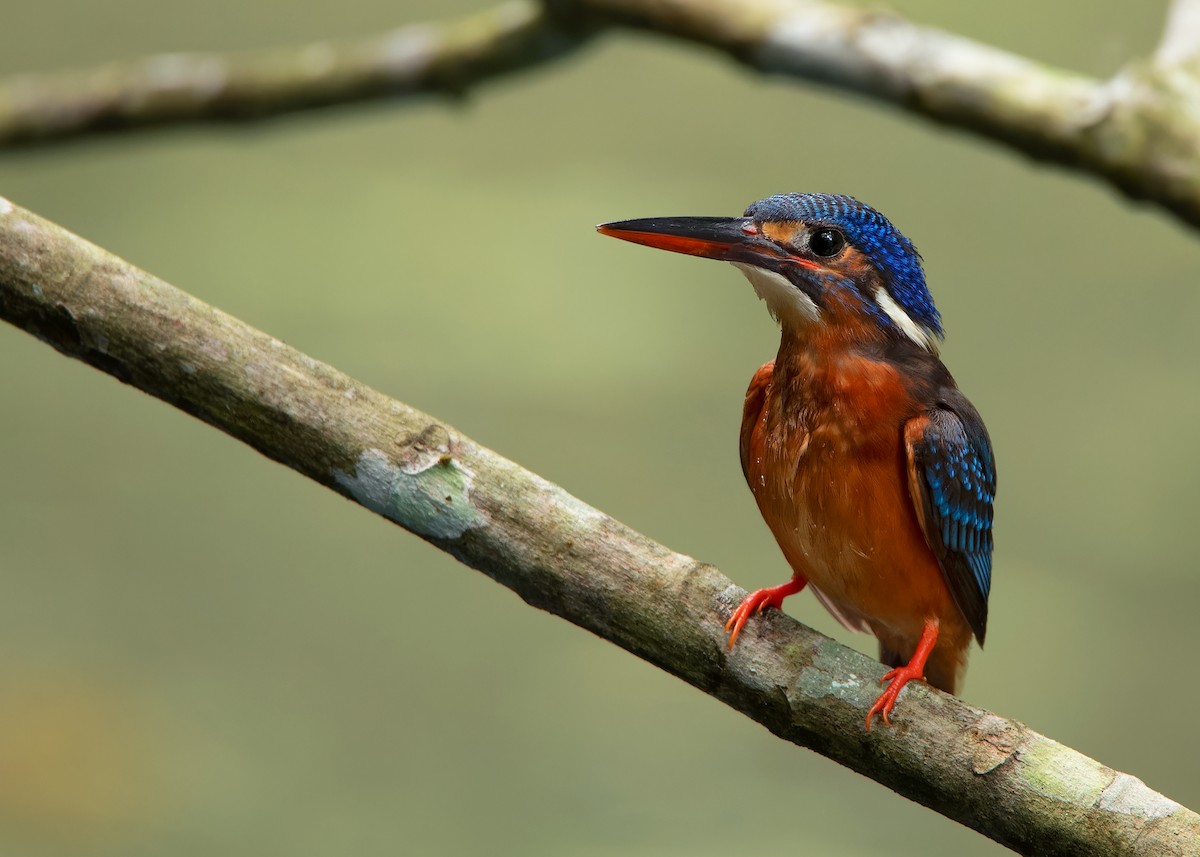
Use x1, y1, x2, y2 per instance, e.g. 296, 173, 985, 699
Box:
1, 200, 1196, 856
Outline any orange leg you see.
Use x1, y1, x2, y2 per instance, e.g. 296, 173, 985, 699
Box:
724, 575, 808, 649
866, 617, 939, 731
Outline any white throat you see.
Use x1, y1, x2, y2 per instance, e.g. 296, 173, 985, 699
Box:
731, 262, 940, 353
731, 263, 820, 328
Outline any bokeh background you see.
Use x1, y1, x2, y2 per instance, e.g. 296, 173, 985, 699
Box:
0, 0, 1195, 854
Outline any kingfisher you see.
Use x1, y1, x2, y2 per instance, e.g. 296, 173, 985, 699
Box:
597, 193, 995, 729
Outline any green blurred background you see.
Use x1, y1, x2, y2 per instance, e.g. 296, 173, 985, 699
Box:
1, 1, 1196, 854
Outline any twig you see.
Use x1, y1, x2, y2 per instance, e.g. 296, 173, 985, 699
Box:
0, 196, 1196, 857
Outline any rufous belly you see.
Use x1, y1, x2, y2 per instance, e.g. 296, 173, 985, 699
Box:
742, 355, 967, 659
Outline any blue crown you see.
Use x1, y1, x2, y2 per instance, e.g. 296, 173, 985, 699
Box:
744, 193, 943, 338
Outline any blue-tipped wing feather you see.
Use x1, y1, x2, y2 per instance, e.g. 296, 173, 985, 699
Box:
905, 402, 995, 644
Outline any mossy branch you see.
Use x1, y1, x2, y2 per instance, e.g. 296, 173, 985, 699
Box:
4, 1, 1200, 231
0, 198, 1196, 856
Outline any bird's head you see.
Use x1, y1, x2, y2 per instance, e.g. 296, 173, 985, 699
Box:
598, 193, 942, 352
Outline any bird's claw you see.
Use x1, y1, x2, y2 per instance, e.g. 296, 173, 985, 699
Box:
724, 581, 803, 649
725, 591, 770, 649
865, 664, 926, 731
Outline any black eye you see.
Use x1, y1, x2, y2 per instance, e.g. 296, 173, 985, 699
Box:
810, 229, 845, 257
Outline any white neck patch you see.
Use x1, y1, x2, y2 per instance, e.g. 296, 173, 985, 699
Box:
874, 287, 939, 353
732, 263, 820, 327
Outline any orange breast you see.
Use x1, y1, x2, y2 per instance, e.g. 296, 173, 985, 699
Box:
741, 350, 957, 644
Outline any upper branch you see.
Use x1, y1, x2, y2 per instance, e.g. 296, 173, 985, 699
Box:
0, 197, 1196, 856
3, 1, 1200, 231
1157, 0, 1200, 66
582, 0, 1200, 228
0, 1, 584, 144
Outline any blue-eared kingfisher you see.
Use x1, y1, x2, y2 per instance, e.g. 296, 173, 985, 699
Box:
597, 193, 995, 729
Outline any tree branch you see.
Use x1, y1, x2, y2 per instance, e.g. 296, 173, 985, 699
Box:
1, 199, 1196, 856
0, 1, 584, 144
4, 1, 1200, 232
1157, 0, 1200, 67
583, 0, 1200, 229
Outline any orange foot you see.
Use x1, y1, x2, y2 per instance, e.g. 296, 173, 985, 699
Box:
865, 617, 939, 731
724, 576, 807, 649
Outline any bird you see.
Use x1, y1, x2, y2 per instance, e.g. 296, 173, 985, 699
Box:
596, 193, 995, 729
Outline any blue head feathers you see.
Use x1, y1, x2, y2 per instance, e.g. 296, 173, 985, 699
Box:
744, 193, 943, 338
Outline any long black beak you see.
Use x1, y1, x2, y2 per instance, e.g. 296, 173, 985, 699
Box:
595, 216, 756, 261
596, 216, 817, 271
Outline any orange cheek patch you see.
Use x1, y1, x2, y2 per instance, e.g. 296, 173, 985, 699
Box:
835, 247, 871, 276
760, 220, 803, 243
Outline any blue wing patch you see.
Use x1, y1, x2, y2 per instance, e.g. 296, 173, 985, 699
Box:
905, 404, 995, 645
